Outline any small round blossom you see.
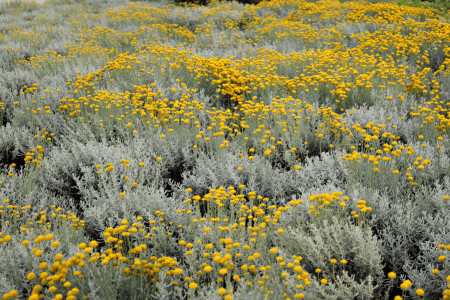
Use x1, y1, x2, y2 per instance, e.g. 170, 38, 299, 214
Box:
27, 273, 36, 280
388, 272, 396, 279
188, 282, 198, 289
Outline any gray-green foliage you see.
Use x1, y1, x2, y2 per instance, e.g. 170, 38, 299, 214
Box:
0, 161, 78, 215
374, 185, 450, 295
308, 271, 379, 300
400, 213, 450, 300
0, 68, 37, 102
0, 124, 34, 167
182, 279, 280, 300
0, 221, 86, 298
298, 150, 347, 191
37, 132, 197, 249
282, 215, 384, 299
340, 104, 411, 142
76, 169, 181, 244
179, 148, 305, 206
391, 177, 450, 299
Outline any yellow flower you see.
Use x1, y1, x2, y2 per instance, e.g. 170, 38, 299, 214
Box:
34, 235, 44, 244
218, 288, 226, 295
27, 272, 36, 280
52, 241, 60, 247
188, 282, 198, 289
321, 279, 327, 285
156, 157, 162, 162
39, 262, 48, 270
416, 289, 425, 296
388, 272, 396, 279
204, 266, 212, 272
270, 248, 278, 254
294, 266, 302, 273
172, 268, 183, 275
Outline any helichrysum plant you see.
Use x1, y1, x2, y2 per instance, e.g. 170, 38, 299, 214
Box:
1, 0, 450, 298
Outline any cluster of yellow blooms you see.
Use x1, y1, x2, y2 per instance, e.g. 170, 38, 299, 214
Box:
1, 0, 450, 298
0, 191, 317, 299
1, 190, 448, 299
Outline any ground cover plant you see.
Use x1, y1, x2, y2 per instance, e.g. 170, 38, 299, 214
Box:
1, 0, 450, 299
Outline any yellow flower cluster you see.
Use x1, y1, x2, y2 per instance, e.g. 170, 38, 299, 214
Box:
1, 0, 450, 298
1, 187, 376, 299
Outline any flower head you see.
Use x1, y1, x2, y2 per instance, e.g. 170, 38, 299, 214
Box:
188, 282, 198, 289
388, 272, 396, 279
